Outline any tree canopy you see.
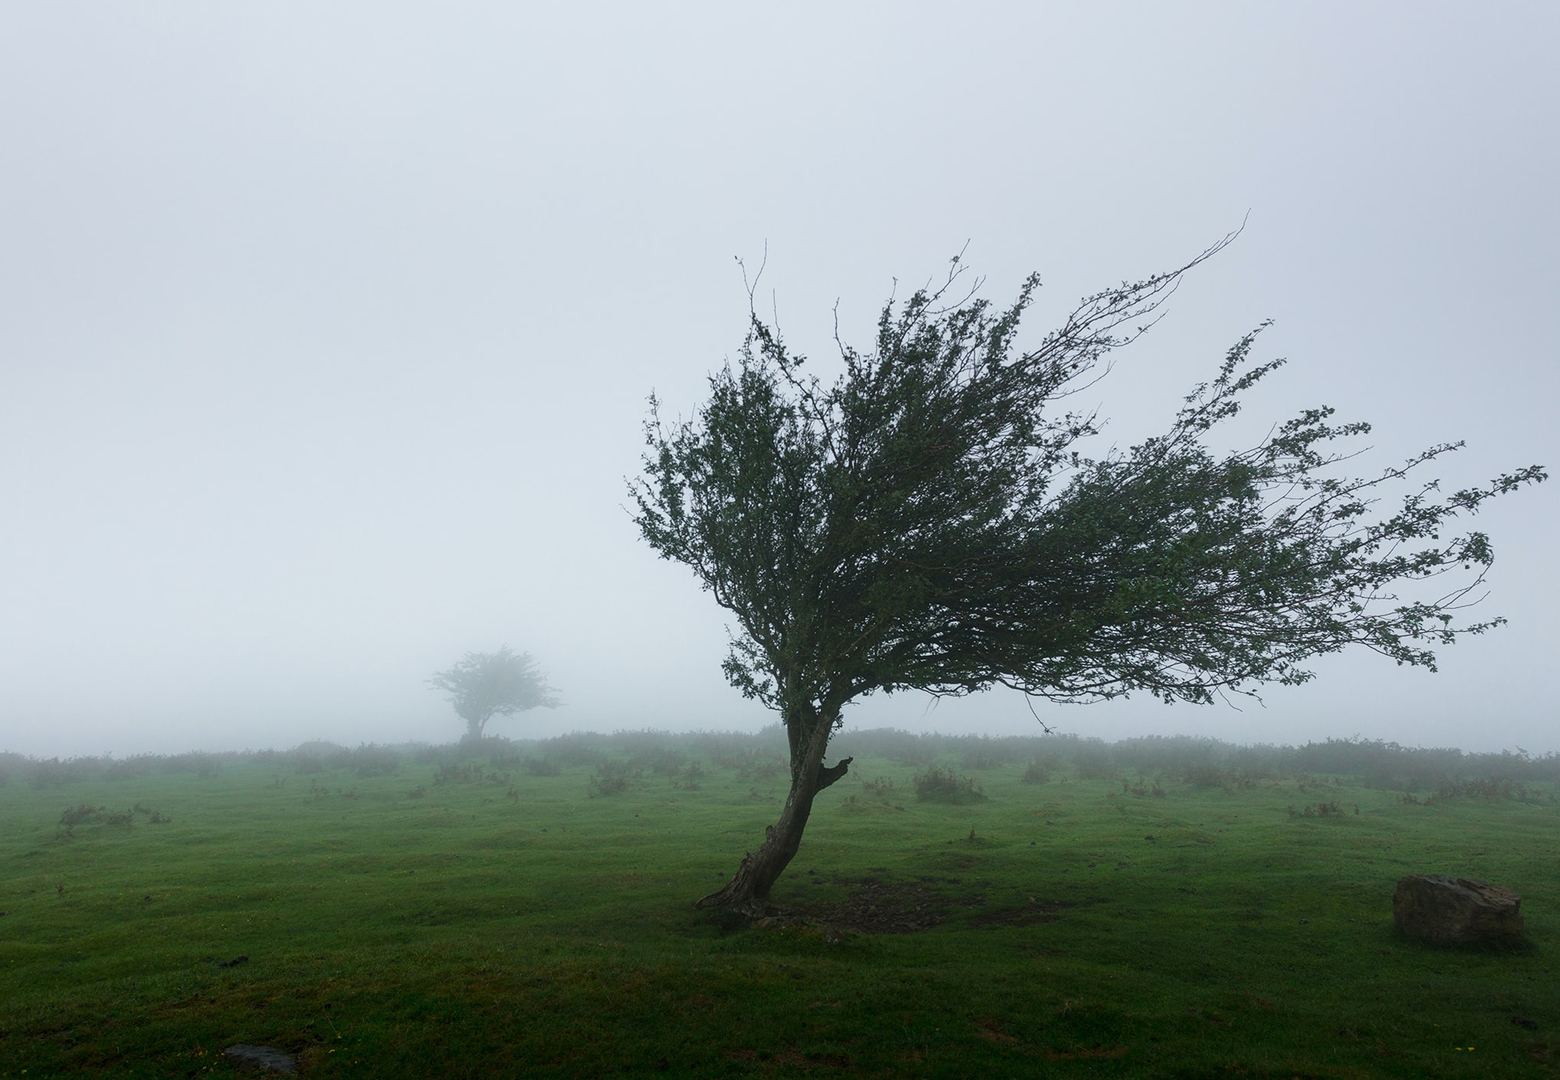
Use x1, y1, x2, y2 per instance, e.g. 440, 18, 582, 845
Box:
428, 646, 558, 742
631, 237, 1544, 913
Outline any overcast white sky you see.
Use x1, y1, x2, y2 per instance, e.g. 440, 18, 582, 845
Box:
2, 3, 1554, 758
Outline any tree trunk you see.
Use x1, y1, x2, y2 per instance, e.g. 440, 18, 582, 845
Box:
696, 720, 852, 916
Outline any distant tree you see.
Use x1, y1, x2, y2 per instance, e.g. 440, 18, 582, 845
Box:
631, 236, 1545, 915
428, 647, 558, 742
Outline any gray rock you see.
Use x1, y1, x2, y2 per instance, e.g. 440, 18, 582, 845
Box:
1393, 875, 1524, 945
223, 1044, 298, 1075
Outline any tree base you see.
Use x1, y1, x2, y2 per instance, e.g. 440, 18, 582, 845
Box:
695, 891, 781, 919
696, 740, 854, 916
695, 853, 778, 917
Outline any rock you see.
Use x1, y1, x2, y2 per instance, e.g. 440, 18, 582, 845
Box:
1393, 875, 1524, 946
223, 1045, 298, 1075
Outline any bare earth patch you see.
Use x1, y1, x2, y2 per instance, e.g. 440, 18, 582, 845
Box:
809, 877, 950, 933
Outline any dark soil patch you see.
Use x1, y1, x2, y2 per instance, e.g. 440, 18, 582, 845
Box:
810, 877, 952, 933
788, 875, 1040, 934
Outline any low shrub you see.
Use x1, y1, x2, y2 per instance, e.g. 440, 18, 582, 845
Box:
1022, 754, 1062, 784
103, 756, 154, 781
433, 763, 484, 785
1424, 777, 1552, 804
731, 751, 785, 780
860, 776, 896, 797
913, 766, 984, 804
1287, 801, 1347, 818
350, 744, 401, 777
637, 748, 688, 777
587, 759, 641, 798
29, 759, 96, 788
163, 752, 221, 778
59, 804, 134, 828
288, 742, 348, 774
486, 743, 526, 770
673, 762, 705, 790
1072, 741, 1116, 781
961, 739, 1004, 770
539, 732, 605, 766
1182, 763, 1228, 788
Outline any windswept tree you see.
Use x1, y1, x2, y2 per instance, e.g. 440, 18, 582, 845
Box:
631, 236, 1544, 915
428, 646, 558, 742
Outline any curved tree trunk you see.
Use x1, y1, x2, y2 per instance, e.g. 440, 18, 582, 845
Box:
697, 719, 852, 916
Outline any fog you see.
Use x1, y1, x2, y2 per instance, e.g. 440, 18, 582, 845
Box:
2, 3, 1555, 759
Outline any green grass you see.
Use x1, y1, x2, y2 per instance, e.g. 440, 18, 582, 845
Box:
1, 746, 1556, 1078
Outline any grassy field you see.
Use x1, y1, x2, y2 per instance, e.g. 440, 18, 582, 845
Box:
1, 733, 1556, 1078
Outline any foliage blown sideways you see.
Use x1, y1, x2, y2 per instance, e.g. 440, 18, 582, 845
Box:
428, 646, 558, 743
629, 234, 1545, 915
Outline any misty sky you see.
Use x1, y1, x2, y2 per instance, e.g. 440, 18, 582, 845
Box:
2, 3, 1555, 758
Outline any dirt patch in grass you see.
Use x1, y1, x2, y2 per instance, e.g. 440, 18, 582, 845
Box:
809, 877, 950, 933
